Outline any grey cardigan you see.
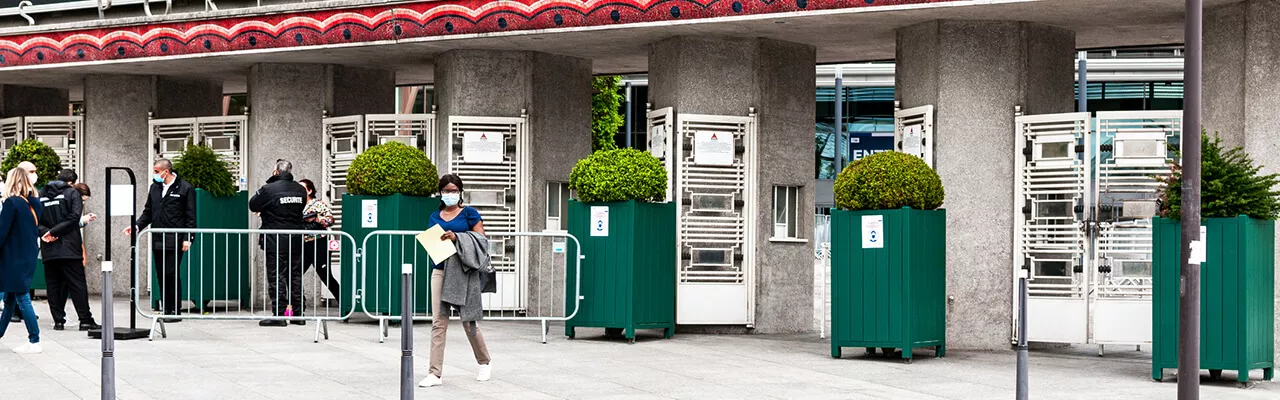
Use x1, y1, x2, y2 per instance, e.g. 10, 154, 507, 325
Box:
440, 231, 494, 322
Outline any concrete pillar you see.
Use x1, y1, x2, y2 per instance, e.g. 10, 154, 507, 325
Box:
895, 20, 1076, 350
434, 50, 593, 315
246, 64, 394, 194
648, 36, 817, 334
1204, 0, 1280, 364
0, 84, 69, 117
81, 75, 221, 296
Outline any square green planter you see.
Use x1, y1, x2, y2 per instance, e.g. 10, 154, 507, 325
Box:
1152, 216, 1276, 382
341, 193, 440, 317
565, 200, 676, 342
150, 190, 251, 312
831, 207, 946, 361
32, 258, 46, 291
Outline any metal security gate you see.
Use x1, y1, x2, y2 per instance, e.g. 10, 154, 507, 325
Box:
646, 107, 676, 202
149, 116, 249, 190
447, 115, 529, 311
1013, 110, 1181, 349
0, 116, 83, 174
894, 104, 935, 167
672, 112, 758, 325
322, 114, 436, 229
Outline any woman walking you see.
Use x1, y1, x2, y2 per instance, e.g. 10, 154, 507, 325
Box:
0, 167, 46, 353
419, 173, 492, 388
298, 179, 341, 300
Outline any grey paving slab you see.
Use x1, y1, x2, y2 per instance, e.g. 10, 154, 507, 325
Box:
1, 297, 1277, 399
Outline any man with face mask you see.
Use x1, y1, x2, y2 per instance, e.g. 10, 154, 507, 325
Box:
249, 159, 307, 327
125, 158, 195, 323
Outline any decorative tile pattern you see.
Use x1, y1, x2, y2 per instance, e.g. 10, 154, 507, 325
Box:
0, 0, 957, 68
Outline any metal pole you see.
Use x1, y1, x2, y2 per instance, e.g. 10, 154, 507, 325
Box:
834, 67, 844, 172
1016, 277, 1029, 400
624, 82, 633, 149
400, 264, 414, 400
1179, 0, 1203, 397
1077, 51, 1088, 113
101, 260, 115, 400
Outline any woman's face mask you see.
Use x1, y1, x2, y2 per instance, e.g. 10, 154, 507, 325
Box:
441, 192, 461, 207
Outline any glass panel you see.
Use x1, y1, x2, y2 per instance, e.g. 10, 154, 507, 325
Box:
693, 194, 733, 211
207, 136, 234, 151
1040, 142, 1070, 159
466, 190, 503, 207
773, 187, 787, 223
1035, 260, 1070, 277
787, 187, 799, 238
547, 182, 561, 218
1035, 201, 1073, 218
162, 138, 185, 153
692, 249, 729, 266
1120, 140, 1161, 157
333, 138, 354, 153
1117, 261, 1153, 277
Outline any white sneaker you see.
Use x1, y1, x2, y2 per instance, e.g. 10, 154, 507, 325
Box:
417, 374, 442, 388
14, 343, 43, 354
476, 364, 492, 382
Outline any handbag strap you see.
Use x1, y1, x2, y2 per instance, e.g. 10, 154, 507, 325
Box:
19, 196, 36, 225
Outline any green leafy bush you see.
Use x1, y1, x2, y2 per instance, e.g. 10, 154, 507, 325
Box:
1, 139, 63, 187
172, 143, 237, 197
591, 76, 623, 152
835, 151, 944, 211
346, 141, 439, 197
569, 148, 667, 203
1157, 132, 1280, 220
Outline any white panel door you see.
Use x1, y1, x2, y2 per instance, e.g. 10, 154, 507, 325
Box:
894, 105, 934, 168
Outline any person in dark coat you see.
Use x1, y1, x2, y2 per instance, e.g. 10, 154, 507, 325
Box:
249, 159, 307, 327
124, 159, 195, 323
0, 167, 46, 353
38, 169, 100, 331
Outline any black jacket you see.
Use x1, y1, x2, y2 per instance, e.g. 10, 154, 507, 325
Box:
135, 175, 197, 250
38, 181, 85, 261
250, 172, 307, 251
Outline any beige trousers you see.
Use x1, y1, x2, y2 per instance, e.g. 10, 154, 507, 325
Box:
429, 269, 491, 377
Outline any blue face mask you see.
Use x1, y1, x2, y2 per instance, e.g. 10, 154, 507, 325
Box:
153, 173, 164, 183
442, 193, 461, 207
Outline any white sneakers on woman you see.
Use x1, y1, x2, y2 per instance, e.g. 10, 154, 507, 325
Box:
418, 364, 492, 388
13, 343, 43, 354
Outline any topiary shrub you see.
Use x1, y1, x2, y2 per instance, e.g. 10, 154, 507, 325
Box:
346, 141, 439, 197
1, 138, 63, 187
172, 143, 238, 197
569, 148, 667, 203
835, 151, 944, 211
1157, 132, 1280, 221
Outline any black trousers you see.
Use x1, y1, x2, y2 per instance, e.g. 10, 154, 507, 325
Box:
302, 239, 341, 300
265, 237, 303, 316
44, 259, 94, 324
153, 248, 185, 315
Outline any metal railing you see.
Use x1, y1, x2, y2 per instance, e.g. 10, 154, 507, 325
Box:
359, 230, 583, 344
135, 228, 358, 342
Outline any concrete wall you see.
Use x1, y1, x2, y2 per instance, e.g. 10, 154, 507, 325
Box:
896, 20, 1076, 350
154, 77, 223, 119
648, 36, 817, 334
0, 85, 69, 117
1204, 0, 1280, 365
434, 50, 592, 315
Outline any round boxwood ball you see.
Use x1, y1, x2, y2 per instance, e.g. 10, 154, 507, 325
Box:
1, 138, 63, 188
835, 151, 944, 211
346, 141, 439, 197
569, 148, 667, 203
173, 143, 237, 197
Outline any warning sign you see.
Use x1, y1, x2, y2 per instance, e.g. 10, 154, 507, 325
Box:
694, 131, 734, 166
463, 131, 504, 164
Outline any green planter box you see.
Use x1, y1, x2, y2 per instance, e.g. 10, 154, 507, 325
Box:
830, 207, 946, 361
1151, 216, 1276, 382
32, 258, 46, 291
564, 200, 676, 342
341, 193, 439, 317
150, 190, 250, 312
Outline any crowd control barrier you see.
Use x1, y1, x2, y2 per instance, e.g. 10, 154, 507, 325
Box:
135, 228, 359, 342
359, 230, 583, 344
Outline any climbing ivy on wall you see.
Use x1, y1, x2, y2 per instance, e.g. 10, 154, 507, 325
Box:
592, 76, 624, 152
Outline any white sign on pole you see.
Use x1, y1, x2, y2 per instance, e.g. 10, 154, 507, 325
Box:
649, 125, 668, 159
361, 199, 378, 228
109, 185, 135, 217
590, 206, 609, 237
1189, 225, 1208, 265
463, 131, 504, 164
902, 125, 924, 157
694, 131, 734, 166
861, 215, 884, 249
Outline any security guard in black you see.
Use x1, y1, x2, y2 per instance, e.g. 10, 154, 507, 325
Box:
249, 163, 307, 325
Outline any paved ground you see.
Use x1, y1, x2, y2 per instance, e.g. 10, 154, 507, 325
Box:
1, 298, 1276, 400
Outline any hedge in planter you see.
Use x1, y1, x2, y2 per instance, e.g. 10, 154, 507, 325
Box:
565, 148, 674, 343
1151, 133, 1279, 383
148, 143, 250, 312
830, 151, 946, 362
3, 140, 63, 292
341, 141, 440, 316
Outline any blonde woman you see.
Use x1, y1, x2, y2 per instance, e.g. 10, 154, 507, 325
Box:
0, 167, 46, 353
